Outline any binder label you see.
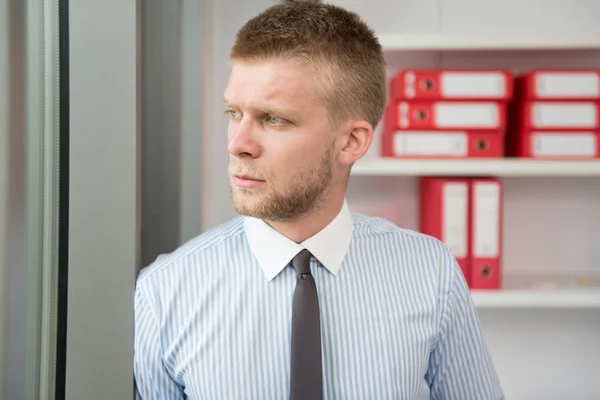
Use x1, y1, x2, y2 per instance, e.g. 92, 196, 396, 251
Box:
443, 183, 468, 258
441, 72, 506, 98
435, 103, 499, 128
399, 102, 410, 128
404, 72, 416, 98
473, 182, 500, 258
393, 131, 467, 156
532, 133, 597, 156
532, 102, 597, 128
536, 73, 600, 98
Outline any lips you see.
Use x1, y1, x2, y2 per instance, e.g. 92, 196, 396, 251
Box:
232, 173, 265, 189
233, 174, 263, 181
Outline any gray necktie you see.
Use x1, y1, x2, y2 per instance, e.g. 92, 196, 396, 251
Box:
289, 249, 323, 400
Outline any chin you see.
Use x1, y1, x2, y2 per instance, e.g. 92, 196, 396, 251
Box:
229, 177, 331, 221
230, 188, 263, 216
231, 193, 275, 220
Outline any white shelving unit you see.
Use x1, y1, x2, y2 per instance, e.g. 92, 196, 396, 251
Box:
348, 33, 600, 310
377, 33, 600, 51
472, 288, 600, 309
352, 158, 600, 177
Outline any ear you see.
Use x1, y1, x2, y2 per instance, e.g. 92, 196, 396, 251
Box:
337, 120, 373, 166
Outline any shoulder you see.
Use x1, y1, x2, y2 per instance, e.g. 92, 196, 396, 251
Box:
351, 212, 464, 331
352, 212, 454, 256
136, 216, 246, 288
351, 212, 458, 279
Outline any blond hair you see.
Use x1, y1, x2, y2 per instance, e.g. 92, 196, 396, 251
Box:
230, 2, 387, 130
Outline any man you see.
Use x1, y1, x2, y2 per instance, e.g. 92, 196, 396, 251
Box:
134, 2, 504, 399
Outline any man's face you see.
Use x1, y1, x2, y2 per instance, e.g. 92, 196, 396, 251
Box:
223, 59, 342, 222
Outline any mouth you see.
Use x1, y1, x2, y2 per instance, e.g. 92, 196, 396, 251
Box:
232, 174, 266, 189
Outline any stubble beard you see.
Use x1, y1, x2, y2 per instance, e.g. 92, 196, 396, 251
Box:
229, 146, 334, 222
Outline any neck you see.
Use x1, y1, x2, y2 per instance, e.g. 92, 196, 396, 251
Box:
265, 191, 346, 243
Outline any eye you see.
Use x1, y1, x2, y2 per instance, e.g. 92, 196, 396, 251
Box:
266, 115, 287, 126
225, 109, 242, 119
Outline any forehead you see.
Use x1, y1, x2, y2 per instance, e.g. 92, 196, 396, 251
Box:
224, 59, 320, 107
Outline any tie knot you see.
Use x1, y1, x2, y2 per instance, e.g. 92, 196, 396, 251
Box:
292, 249, 312, 275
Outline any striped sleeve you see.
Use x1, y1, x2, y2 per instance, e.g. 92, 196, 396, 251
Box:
134, 281, 185, 400
426, 245, 505, 400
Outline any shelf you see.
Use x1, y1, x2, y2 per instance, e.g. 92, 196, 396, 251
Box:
471, 289, 600, 309
350, 158, 600, 177
378, 33, 600, 51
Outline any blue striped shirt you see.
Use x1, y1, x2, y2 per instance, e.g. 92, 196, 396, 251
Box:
134, 201, 504, 399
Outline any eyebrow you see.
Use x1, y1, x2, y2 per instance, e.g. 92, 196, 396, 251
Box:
223, 96, 300, 120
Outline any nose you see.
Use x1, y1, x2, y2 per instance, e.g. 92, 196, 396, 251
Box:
227, 117, 261, 158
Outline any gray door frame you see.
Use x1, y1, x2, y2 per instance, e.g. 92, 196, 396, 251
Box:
65, 0, 141, 398
65, 0, 211, 398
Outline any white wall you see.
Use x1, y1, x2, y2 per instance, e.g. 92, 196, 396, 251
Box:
203, 1, 600, 398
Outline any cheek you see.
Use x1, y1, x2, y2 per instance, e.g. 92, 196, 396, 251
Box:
263, 133, 331, 177
265, 152, 301, 181
272, 148, 316, 177
227, 121, 236, 141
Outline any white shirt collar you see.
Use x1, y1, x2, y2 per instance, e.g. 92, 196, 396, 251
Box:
244, 200, 354, 281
